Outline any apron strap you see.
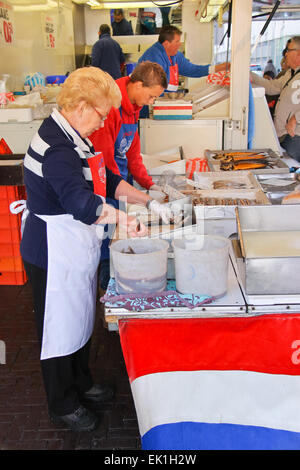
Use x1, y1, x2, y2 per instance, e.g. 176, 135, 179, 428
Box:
10, 200, 29, 237
10, 199, 27, 214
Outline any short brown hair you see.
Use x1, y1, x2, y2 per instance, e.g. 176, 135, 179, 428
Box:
158, 26, 182, 44
130, 61, 167, 89
99, 24, 111, 35
57, 66, 121, 111
291, 36, 300, 48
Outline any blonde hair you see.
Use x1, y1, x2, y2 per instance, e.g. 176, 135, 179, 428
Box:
56, 66, 121, 111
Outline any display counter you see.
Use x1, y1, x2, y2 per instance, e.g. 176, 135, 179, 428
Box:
103, 249, 300, 450
103, 191, 300, 450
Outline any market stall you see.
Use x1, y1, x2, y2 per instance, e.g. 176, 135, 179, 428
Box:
103, 199, 300, 449
101, 134, 300, 449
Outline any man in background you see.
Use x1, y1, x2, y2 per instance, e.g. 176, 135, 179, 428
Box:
138, 25, 228, 117
91, 24, 125, 80
251, 36, 300, 161
139, 25, 228, 92
112, 9, 133, 36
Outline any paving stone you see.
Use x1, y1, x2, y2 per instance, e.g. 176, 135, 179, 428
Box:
0, 282, 141, 450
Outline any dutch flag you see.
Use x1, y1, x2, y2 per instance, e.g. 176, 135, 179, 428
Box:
119, 315, 300, 450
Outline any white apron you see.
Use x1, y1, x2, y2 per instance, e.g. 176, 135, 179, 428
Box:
37, 214, 103, 360
14, 109, 106, 360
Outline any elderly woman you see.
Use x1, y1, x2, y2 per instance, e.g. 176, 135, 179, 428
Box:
20, 67, 170, 432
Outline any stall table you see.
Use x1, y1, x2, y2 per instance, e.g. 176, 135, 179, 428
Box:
103, 254, 300, 450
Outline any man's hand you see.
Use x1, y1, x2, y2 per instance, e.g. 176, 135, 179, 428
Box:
286, 114, 297, 137
214, 62, 230, 73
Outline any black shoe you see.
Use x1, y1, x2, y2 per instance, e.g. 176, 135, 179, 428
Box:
51, 405, 99, 432
82, 384, 114, 404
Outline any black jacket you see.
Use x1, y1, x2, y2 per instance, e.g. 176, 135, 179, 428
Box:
91, 34, 125, 80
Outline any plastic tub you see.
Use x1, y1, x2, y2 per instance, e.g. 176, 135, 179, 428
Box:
172, 234, 229, 297
46, 75, 67, 85
111, 238, 169, 294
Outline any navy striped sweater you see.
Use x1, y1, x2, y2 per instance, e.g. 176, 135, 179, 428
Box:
20, 109, 122, 269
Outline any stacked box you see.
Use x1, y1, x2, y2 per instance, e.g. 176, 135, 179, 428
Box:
153, 100, 193, 120
0, 185, 27, 285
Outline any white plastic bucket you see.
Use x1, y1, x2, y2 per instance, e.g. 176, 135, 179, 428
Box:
111, 238, 169, 294
172, 234, 229, 297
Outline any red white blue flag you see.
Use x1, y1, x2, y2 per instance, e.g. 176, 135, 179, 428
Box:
119, 315, 300, 450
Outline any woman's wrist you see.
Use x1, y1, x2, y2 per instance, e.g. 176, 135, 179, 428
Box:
145, 198, 153, 210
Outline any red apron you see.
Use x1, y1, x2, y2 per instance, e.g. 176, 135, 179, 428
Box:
87, 151, 106, 198
167, 57, 179, 92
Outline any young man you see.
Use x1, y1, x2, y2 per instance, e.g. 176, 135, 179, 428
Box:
89, 61, 168, 289
90, 61, 166, 190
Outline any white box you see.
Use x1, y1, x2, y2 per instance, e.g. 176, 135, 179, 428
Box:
0, 107, 33, 123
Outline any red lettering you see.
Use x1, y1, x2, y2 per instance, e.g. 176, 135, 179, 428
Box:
3, 20, 13, 43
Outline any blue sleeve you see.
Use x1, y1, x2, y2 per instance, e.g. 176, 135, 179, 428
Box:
43, 146, 103, 225
139, 48, 165, 69
176, 51, 209, 78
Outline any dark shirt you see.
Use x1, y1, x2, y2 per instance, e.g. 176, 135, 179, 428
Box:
91, 34, 125, 80
112, 18, 133, 36
20, 111, 122, 269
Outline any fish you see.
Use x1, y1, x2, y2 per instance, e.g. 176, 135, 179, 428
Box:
221, 156, 268, 164
213, 151, 267, 160
220, 161, 267, 171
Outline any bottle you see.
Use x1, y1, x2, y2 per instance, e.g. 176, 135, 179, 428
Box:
0, 75, 9, 108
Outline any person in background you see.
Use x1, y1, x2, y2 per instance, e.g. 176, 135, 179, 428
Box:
264, 59, 277, 77
90, 61, 168, 291
20, 67, 173, 433
138, 26, 229, 93
276, 53, 290, 79
263, 70, 277, 118
251, 36, 300, 161
263, 71, 275, 80
159, 7, 171, 27
112, 9, 133, 36
140, 11, 156, 35
91, 24, 125, 80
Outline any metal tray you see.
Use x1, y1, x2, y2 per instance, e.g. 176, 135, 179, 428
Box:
205, 148, 289, 174
235, 205, 300, 295
255, 172, 300, 204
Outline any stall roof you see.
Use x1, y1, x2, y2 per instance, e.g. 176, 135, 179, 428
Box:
252, 0, 300, 20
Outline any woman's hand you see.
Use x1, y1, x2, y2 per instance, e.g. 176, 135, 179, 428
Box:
121, 216, 148, 238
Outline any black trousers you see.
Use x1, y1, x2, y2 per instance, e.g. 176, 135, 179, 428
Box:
23, 260, 93, 416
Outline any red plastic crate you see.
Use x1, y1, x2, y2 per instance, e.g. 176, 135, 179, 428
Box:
0, 227, 22, 244
0, 270, 27, 285
0, 256, 24, 272
0, 185, 23, 200
0, 186, 27, 285
0, 243, 21, 257
0, 186, 26, 215
0, 213, 21, 228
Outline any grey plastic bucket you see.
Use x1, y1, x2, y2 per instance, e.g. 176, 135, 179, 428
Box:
111, 238, 169, 294
172, 234, 229, 297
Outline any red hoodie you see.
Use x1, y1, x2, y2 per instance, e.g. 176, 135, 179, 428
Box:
89, 76, 153, 190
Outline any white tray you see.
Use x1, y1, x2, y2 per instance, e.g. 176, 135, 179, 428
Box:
0, 107, 33, 123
